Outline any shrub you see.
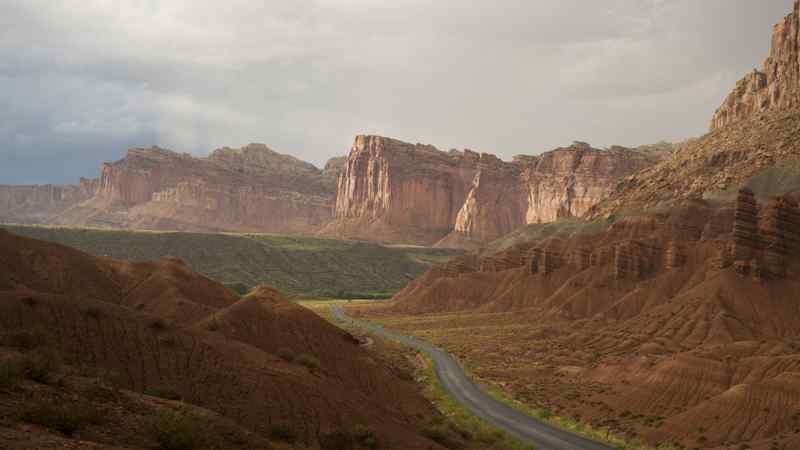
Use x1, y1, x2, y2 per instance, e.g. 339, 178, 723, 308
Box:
21, 348, 62, 384
0, 357, 23, 388
145, 385, 182, 401
149, 410, 205, 450
353, 424, 378, 448
269, 423, 296, 443
206, 319, 221, 332
421, 425, 448, 444
319, 431, 353, 450
276, 347, 295, 363
19, 400, 103, 436
148, 319, 167, 331
2, 328, 52, 350
81, 305, 104, 319
296, 353, 320, 371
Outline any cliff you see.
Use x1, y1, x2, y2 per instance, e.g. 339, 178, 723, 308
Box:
319, 135, 481, 244
54, 144, 336, 233
322, 136, 664, 247
0, 178, 97, 224
597, 0, 800, 218
710, 0, 800, 130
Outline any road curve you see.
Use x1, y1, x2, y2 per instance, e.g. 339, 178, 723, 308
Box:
331, 305, 614, 450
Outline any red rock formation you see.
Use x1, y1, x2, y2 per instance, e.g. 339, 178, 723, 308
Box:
54, 145, 336, 233
0, 178, 98, 224
711, 0, 800, 130
452, 155, 527, 243
324, 136, 663, 246
731, 188, 760, 261
761, 195, 800, 278
320, 135, 480, 245
519, 143, 658, 224
664, 241, 686, 269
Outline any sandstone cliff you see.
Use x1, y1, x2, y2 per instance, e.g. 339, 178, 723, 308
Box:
322, 136, 664, 247
0, 178, 97, 224
319, 135, 481, 244
54, 144, 336, 233
597, 1, 800, 218
711, 0, 800, 130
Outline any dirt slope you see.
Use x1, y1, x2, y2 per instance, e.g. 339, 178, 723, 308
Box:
0, 228, 447, 450
377, 195, 800, 449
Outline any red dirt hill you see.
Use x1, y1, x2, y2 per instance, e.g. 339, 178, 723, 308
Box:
0, 229, 447, 450
381, 194, 800, 449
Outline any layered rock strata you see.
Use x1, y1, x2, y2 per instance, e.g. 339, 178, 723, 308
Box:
55, 145, 336, 233
323, 136, 664, 246
711, 0, 800, 130
0, 178, 98, 224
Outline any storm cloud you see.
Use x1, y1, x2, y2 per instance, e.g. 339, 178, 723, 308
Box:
0, 0, 793, 183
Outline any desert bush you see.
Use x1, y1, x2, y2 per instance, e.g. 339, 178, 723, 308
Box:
319, 431, 353, 450
296, 353, 320, 371
276, 347, 295, 362
148, 318, 167, 331
206, 318, 221, 332
145, 385, 182, 401
353, 424, 378, 448
2, 327, 52, 350
19, 400, 104, 435
149, 410, 206, 450
0, 357, 23, 388
21, 348, 62, 384
269, 423, 296, 443
421, 425, 449, 444
81, 305, 104, 319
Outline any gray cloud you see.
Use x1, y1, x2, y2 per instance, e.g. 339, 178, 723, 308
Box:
0, 0, 793, 183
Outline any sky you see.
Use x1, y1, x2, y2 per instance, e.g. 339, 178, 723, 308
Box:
0, 0, 794, 184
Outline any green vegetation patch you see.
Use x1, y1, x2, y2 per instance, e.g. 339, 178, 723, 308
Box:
486, 218, 610, 253
1, 225, 463, 299
149, 410, 209, 450
19, 399, 105, 436
706, 158, 800, 202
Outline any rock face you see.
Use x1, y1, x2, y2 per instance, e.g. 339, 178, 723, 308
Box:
518, 143, 658, 224
323, 136, 664, 247
711, 0, 800, 130
2, 137, 661, 242
597, 1, 800, 217
320, 135, 481, 244
452, 155, 527, 243
0, 178, 98, 224
55, 145, 336, 233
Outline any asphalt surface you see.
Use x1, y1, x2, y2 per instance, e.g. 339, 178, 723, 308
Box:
331, 305, 615, 450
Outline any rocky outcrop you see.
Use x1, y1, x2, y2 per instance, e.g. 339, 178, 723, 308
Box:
54, 144, 336, 233
598, 1, 800, 218
731, 188, 760, 261
319, 135, 481, 244
518, 143, 659, 224
452, 155, 527, 243
323, 136, 664, 247
711, 0, 800, 130
0, 178, 98, 224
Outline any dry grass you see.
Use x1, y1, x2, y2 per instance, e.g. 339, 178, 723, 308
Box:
350, 303, 678, 450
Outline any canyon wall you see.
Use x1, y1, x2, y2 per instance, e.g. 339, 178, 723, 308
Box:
710, 0, 800, 130
0, 178, 98, 224
2, 137, 661, 243
598, 0, 800, 218
319, 135, 481, 244
54, 144, 336, 233
323, 136, 665, 247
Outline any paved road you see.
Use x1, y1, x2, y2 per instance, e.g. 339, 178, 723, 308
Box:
331, 305, 614, 450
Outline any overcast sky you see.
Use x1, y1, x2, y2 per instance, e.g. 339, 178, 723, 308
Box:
0, 0, 794, 184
